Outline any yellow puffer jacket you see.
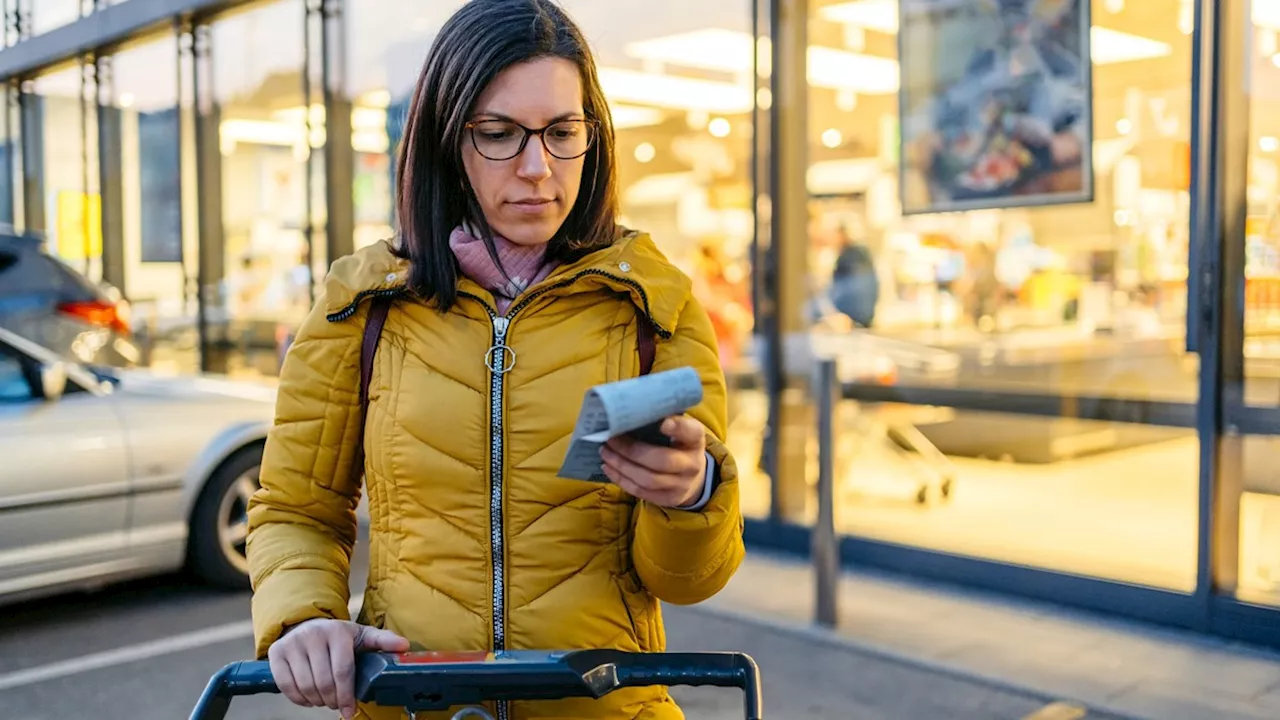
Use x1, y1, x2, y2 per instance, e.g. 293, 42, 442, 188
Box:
246, 230, 746, 720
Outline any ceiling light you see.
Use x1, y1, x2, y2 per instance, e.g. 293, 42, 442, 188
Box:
819, 0, 898, 34
1090, 27, 1172, 64
598, 67, 752, 114
634, 142, 656, 163
822, 128, 844, 148
624, 28, 899, 94
1116, 118, 1132, 135
625, 28, 751, 74
709, 117, 732, 137
1262, 136, 1280, 153
1254, 2, 1280, 30
610, 104, 666, 130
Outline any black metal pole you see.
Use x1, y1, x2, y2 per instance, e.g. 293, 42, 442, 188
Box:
814, 357, 838, 628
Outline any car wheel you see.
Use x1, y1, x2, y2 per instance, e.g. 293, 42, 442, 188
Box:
188, 444, 262, 589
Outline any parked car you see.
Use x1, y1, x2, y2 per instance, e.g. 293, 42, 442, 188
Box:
0, 230, 140, 369
0, 324, 277, 604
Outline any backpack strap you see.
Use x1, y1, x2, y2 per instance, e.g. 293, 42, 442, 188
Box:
355, 296, 392, 478
637, 314, 656, 376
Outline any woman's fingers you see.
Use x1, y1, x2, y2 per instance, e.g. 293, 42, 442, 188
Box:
286, 647, 324, 707
601, 444, 679, 493
660, 415, 707, 450
601, 443, 703, 507
308, 641, 340, 710
329, 633, 358, 719
355, 626, 412, 652
268, 647, 305, 707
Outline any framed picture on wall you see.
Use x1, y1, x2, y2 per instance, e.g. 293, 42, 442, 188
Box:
897, 0, 1094, 215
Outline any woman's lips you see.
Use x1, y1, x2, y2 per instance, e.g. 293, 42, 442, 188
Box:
508, 198, 556, 215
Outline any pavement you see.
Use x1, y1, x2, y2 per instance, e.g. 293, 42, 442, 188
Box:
703, 549, 1280, 720
0, 536, 1124, 720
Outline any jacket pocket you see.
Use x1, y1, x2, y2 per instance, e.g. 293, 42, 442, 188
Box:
615, 571, 651, 652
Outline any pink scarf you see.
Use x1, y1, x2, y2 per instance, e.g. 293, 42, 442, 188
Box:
449, 225, 560, 314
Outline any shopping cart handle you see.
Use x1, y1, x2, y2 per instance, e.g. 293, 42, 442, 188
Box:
188, 659, 278, 720
189, 650, 762, 720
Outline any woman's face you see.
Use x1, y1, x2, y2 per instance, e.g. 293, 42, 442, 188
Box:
462, 57, 586, 247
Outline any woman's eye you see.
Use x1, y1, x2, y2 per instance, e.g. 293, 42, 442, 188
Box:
481, 131, 512, 141
552, 128, 579, 139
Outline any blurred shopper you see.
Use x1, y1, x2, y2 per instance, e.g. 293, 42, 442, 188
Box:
244, 2, 745, 719
829, 226, 880, 328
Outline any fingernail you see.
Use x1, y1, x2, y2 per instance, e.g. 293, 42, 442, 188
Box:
341, 706, 354, 719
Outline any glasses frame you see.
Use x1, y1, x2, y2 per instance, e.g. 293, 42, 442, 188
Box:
463, 118, 599, 161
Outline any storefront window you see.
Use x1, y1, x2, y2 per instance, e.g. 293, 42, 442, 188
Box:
28, 0, 83, 38
0, 85, 20, 229
800, 0, 1199, 590
1231, 1, 1280, 608
33, 62, 100, 283
346, 0, 766, 515
109, 33, 196, 374
207, 0, 317, 378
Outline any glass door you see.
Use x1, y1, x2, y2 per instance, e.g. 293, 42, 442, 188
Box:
1211, 0, 1280, 625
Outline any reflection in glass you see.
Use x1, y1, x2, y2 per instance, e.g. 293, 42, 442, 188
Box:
777, 0, 1202, 582
33, 63, 100, 283
1243, 4, 1280, 406
789, 399, 1199, 590
1238, 437, 1280, 606
208, 0, 314, 378
110, 33, 197, 374
807, 0, 1196, 404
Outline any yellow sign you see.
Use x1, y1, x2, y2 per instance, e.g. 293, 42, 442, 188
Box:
55, 190, 102, 261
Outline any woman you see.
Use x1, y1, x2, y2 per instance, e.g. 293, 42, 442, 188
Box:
244, 1, 746, 719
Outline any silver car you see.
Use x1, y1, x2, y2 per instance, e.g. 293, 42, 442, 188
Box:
0, 325, 275, 603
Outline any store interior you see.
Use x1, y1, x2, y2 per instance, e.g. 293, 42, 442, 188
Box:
18, 0, 1280, 603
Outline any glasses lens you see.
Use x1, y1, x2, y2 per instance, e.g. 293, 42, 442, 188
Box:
544, 120, 594, 159
471, 120, 525, 160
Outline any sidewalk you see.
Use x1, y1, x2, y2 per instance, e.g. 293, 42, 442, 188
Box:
692, 551, 1280, 720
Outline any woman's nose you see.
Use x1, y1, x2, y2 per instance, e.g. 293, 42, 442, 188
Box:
515, 135, 553, 181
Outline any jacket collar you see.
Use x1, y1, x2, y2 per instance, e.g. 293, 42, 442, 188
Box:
322, 229, 691, 336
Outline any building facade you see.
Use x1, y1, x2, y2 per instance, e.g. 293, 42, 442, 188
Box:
3, 0, 1279, 646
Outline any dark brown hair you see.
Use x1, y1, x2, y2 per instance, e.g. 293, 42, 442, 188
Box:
392, 0, 619, 310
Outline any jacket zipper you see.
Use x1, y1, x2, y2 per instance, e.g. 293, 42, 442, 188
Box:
324, 287, 406, 322
464, 272, 665, 720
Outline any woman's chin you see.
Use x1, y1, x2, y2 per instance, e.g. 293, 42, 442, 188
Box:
494, 218, 564, 247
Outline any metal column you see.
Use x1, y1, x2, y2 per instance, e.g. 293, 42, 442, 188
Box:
765, 0, 811, 523
322, 0, 354, 264
97, 54, 126, 292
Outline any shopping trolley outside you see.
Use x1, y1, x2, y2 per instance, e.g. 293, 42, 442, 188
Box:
189, 648, 763, 720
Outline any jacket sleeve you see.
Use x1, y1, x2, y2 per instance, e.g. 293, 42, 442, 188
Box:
631, 295, 746, 605
245, 293, 365, 659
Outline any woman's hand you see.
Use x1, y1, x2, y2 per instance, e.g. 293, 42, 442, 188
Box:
602, 415, 707, 508
268, 618, 410, 719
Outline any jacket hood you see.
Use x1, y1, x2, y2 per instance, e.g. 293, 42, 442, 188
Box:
321, 229, 693, 336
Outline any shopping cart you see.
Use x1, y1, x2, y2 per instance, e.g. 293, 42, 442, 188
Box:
189, 648, 763, 720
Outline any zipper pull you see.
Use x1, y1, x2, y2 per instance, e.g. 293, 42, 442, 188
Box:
485, 316, 515, 373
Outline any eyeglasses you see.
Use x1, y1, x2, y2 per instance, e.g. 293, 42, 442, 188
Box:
464, 118, 597, 161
